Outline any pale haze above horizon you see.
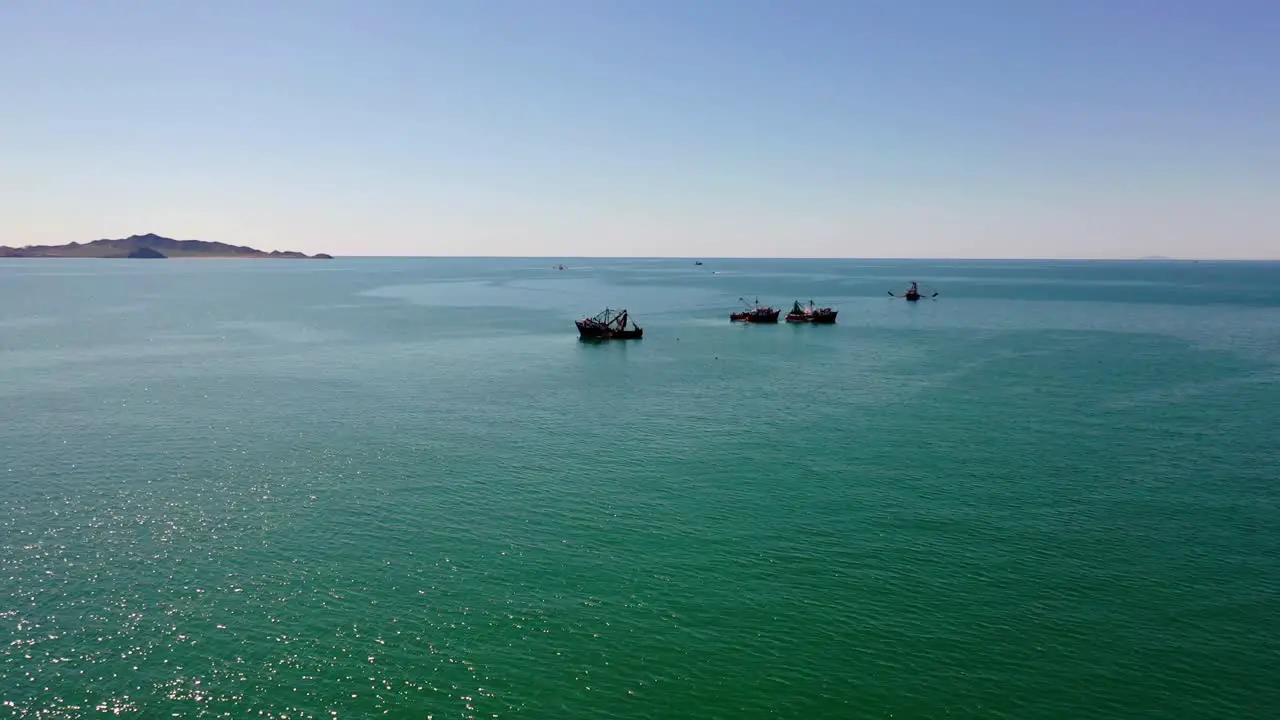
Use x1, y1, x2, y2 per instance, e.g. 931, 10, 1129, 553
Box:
2, 0, 1278, 259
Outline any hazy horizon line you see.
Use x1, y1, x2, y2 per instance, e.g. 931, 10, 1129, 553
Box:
4, 255, 1278, 262
4, 252, 1278, 263
6, 236, 1275, 263
319, 254, 1280, 262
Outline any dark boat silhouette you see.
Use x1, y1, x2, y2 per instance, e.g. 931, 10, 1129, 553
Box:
785, 300, 838, 324
730, 297, 780, 323
576, 308, 643, 340
889, 281, 937, 301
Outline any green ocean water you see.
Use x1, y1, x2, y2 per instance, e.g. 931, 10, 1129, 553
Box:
1, 257, 1278, 719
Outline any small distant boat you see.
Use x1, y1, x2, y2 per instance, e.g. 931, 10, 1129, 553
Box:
889, 281, 937, 301
730, 297, 781, 324
695, 261, 703, 266
576, 308, 643, 340
554, 264, 568, 270
785, 300, 838, 324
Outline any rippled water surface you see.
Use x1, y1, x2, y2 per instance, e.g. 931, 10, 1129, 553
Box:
2, 258, 1279, 718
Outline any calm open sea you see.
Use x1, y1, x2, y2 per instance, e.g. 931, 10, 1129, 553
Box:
2, 257, 1278, 718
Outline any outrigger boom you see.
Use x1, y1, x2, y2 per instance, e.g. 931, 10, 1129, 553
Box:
889, 281, 938, 301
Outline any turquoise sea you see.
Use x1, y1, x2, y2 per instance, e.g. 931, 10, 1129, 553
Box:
2, 257, 1278, 719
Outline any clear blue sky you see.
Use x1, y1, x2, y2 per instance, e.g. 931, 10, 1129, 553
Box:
2, 0, 1277, 258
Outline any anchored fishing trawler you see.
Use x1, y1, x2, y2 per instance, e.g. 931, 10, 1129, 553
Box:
785, 300, 838, 324
889, 281, 937, 302
576, 308, 643, 340
730, 297, 781, 323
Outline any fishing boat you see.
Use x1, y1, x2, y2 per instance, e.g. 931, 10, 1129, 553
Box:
576, 308, 643, 340
889, 281, 937, 301
730, 297, 781, 323
785, 300, 838, 324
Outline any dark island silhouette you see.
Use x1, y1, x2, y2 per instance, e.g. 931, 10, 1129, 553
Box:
0, 233, 333, 259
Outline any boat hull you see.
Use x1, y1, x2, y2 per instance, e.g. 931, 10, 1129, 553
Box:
788, 311, 837, 324
576, 321, 643, 340
730, 310, 780, 323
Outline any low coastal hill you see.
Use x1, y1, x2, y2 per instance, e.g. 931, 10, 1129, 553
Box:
0, 233, 333, 259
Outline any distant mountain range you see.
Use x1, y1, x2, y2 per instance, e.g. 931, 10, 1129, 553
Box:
0, 233, 333, 259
